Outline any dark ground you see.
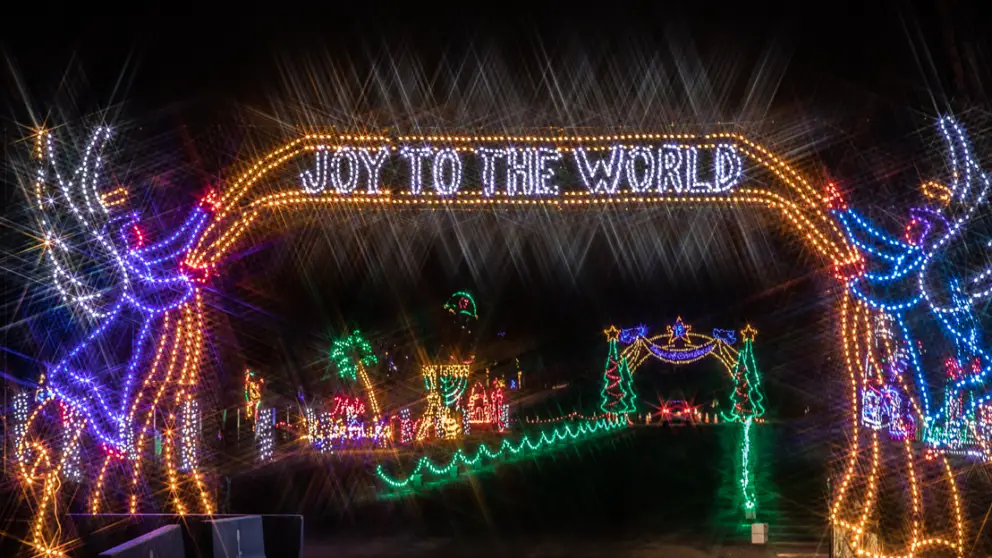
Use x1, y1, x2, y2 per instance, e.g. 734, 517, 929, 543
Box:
0, 420, 829, 556
301, 538, 827, 558
8, 415, 992, 556
229, 420, 830, 555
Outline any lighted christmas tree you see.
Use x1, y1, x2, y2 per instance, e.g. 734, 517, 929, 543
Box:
725, 325, 766, 422
600, 325, 637, 414
723, 324, 765, 517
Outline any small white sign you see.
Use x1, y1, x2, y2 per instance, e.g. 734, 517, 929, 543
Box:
751, 523, 768, 544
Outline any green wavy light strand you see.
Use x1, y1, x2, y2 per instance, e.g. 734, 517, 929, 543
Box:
741, 417, 756, 512
376, 417, 625, 489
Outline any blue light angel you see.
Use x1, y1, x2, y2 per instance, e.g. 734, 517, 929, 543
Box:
28, 127, 213, 456
831, 116, 992, 443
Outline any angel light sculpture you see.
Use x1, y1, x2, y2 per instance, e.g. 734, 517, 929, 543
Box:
830, 116, 992, 457
16, 127, 217, 555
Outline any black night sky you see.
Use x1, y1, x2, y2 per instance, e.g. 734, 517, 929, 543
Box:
2, 1, 988, 405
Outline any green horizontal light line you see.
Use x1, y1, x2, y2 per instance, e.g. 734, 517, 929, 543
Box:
376, 417, 626, 489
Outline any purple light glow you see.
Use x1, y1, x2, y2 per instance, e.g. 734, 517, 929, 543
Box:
647, 340, 716, 362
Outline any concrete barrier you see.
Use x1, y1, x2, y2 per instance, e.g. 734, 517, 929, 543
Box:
99, 524, 184, 558
209, 515, 266, 558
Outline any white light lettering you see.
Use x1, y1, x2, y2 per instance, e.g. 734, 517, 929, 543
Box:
300, 141, 745, 197
399, 146, 434, 195
533, 148, 562, 196
432, 148, 463, 195
358, 147, 390, 193
476, 148, 506, 197
330, 147, 360, 193
625, 146, 655, 193
300, 148, 330, 194
684, 146, 711, 192
506, 148, 533, 195
575, 146, 625, 194
713, 144, 743, 192
658, 145, 683, 193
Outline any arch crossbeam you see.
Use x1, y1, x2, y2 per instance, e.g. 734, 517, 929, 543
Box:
620, 318, 740, 376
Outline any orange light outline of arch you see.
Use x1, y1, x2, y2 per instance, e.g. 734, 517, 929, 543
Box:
165, 131, 968, 558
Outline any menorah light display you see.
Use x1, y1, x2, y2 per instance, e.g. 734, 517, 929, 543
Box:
12, 118, 985, 557
416, 364, 471, 441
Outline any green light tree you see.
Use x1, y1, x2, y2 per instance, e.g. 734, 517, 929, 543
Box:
722, 324, 765, 517
599, 326, 637, 414
724, 325, 766, 422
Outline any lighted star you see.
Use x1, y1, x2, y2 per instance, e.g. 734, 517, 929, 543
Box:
666, 317, 691, 344
603, 325, 620, 342
741, 324, 758, 342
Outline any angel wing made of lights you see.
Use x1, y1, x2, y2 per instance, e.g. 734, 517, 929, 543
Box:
18, 128, 217, 556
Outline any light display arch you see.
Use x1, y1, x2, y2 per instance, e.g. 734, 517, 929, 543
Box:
16, 125, 975, 558
618, 318, 742, 376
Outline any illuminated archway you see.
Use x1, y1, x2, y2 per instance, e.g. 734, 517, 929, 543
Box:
17, 128, 968, 558
619, 318, 742, 376
613, 319, 766, 516
180, 130, 964, 557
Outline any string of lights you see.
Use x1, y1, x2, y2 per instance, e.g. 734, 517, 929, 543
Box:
466, 378, 509, 431
417, 365, 472, 441
256, 407, 274, 462
178, 397, 200, 472
524, 411, 612, 424
599, 326, 637, 414
723, 325, 766, 423
376, 417, 626, 490
244, 369, 264, 426
329, 329, 381, 419
832, 115, 992, 467
620, 317, 740, 375
444, 291, 479, 319
16, 128, 219, 555
14, 119, 978, 557
740, 417, 755, 513
302, 395, 393, 452
615, 318, 767, 517
718, 325, 766, 516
